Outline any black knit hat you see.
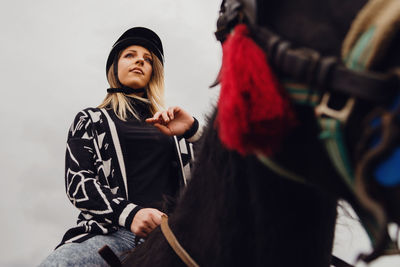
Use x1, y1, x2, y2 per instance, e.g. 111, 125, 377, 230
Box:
106, 27, 164, 75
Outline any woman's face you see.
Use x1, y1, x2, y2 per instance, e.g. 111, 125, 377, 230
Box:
118, 45, 153, 89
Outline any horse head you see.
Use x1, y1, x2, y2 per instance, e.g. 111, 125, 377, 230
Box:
215, 0, 400, 263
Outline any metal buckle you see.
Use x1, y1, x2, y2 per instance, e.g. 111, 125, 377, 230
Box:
315, 92, 356, 123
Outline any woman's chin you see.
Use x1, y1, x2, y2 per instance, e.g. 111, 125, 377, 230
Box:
123, 82, 146, 89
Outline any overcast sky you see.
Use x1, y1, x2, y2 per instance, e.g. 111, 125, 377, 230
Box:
0, 1, 399, 266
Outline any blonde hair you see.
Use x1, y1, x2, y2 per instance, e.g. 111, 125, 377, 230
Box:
98, 51, 165, 121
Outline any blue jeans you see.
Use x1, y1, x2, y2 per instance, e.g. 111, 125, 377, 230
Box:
38, 228, 142, 267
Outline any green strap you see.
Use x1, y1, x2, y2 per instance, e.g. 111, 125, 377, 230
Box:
281, 80, 355, 188
283, 80, 320, 106
342, 21, 391, 250
257, 154, 307, 185
318, 118, 355, 189
344, 26, 376, 71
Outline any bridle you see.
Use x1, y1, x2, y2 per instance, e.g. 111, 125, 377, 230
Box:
216, 0, 398, 105
215, 0, 400, 265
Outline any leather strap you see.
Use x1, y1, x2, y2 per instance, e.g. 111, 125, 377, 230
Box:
98, 245, 122, 267
253, 26, 398, 104
160, 215, 200, 267
215, 4, 399, 104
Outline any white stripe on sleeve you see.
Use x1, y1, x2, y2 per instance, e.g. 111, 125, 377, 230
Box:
119, 203, 137, 227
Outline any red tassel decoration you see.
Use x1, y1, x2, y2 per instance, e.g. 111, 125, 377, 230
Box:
217, 24, 296, 156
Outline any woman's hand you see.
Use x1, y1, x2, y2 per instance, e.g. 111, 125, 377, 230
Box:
130, 208, 165, 238
145, 106, 194, 136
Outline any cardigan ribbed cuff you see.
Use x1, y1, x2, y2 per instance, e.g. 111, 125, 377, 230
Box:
124, 206, 144, 230
182, 117, 199, 139
118, 203, 144, 229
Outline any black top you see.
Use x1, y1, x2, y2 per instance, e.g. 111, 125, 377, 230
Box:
107, 98, 180, 211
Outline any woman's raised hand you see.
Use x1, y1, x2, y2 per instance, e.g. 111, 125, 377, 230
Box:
130, 208, 166, 238
146, 106, 194, 136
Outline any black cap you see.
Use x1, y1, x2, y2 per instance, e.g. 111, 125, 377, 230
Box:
106, 27, 164, 74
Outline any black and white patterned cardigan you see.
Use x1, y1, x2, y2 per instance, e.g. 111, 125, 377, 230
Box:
58, 107, 201, 247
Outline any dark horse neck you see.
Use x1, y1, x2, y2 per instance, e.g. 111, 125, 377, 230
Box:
176, 112, 338, 267
123, 110, 337, 267
119, 1, 388, 266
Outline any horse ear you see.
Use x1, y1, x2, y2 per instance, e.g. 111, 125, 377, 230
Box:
216, 24, 297, 156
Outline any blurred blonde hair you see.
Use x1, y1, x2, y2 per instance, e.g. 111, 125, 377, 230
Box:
98, 51, 165, 121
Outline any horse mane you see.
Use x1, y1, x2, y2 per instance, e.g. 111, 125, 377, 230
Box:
120, 107, 338, 266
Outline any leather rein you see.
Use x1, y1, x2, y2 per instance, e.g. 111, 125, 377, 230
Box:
160, 215, 200, 267
160, 214, 355, 267
98, 215, 200, 267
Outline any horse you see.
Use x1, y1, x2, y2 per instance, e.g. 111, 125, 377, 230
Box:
101, 0, 400, 266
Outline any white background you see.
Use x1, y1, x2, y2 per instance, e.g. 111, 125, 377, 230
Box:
0, 1, 398, 266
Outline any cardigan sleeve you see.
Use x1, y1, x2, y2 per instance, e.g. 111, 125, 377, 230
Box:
182, 117, 203, 143
65, 110, 141, 230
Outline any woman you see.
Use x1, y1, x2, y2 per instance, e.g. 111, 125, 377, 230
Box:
39, 27, 201, 266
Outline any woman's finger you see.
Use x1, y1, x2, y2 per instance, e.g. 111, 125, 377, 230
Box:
138, 230, 148, 238
153, 111, 163, 121
153, 123, 173, 135
133, 224, 150, 237
167, 107, 175, 120
150, 213, 163, 226
145, 218, 157, 230
146, 111, 163, 124
142, 224, 152, 233
161, 111, 170, 124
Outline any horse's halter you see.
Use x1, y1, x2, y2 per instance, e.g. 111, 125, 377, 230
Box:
216, 0, 400, 264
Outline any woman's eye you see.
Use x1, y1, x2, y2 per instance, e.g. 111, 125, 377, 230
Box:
124, 53, 133, 58
145, 58, 153, 64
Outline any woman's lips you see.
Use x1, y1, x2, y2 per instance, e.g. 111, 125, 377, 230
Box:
130, 68, 144, 75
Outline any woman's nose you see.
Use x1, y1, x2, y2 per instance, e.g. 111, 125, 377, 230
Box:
135, 57, 144, 65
